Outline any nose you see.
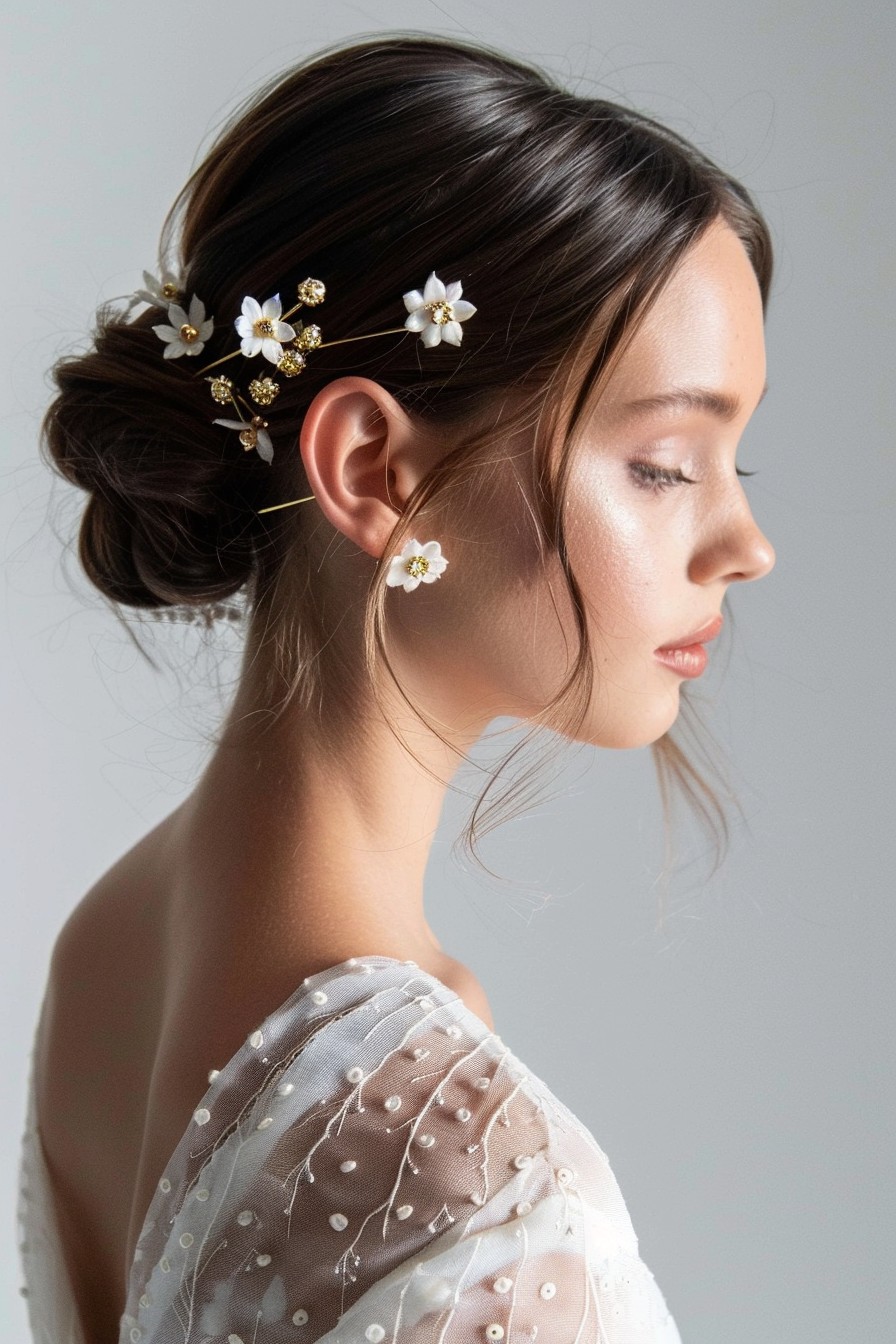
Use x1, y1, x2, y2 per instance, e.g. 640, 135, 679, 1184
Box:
690, 498, 776, 586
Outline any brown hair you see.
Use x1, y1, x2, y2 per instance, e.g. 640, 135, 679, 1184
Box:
41, 34, 773, 899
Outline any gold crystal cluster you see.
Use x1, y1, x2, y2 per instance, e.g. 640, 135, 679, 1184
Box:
203, 278, 327, 421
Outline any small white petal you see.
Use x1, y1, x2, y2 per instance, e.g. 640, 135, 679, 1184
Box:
255, 430, 274, 464
182, 340, 206, 356
142, 270, 158, 290
445, 280, 463, 303
153, 325, 180, 342
162, 342, 185, 358
421, 541, 442, 559
404, 310, 429, 332
167, 303, 189, 328
261, 338, 283, 365
420, 323, 443, 348
452, 300, 477, 322
240, 335, 262, 359
198, 319, 215, 340
423, 272, 446, 304
187, 295, 206, 325
402, 289, 425, 314
402, 574, 423, 592
261, 294, 282, 321
235, 315, 255, 339
214, 419, 248, 431
241, 296, 262, 321
440, 322, 464, 346
272, 321, 296, 342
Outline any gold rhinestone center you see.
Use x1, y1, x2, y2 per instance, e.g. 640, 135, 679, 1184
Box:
406, 555, 430, 578
209, 376, 233, 404
179, 323, 199, 343
426, 301, 453, 326
239, 429, 258, 451
162, 282, 180, 300
254, 318, 276, 337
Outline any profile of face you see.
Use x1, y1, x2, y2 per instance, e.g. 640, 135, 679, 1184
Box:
301, 218, 775, 752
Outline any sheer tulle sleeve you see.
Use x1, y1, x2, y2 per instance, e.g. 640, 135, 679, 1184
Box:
120, 957, 681, 1344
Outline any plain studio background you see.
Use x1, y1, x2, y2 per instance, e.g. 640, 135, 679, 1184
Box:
1, 2, 892, 1340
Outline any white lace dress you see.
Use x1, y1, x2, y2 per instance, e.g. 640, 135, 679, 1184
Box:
17, 954, 682, 1343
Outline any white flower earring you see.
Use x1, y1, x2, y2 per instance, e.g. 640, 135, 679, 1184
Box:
385, 539, 449, 592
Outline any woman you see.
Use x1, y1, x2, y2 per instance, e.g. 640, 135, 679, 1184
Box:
17, 33, 775, 1344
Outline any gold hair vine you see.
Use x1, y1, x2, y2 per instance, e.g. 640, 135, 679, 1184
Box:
140, 270, 477, 515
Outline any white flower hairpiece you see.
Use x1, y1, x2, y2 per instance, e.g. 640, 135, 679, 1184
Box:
402, 271, 477, 347
136, 269, 184, 309
152, 295, 214, 359
234, 294, 296, 364
141, 268, 476, 512
385, 538, 449, 591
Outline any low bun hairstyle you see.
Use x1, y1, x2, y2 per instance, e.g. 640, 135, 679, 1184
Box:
42, 33, 774, 881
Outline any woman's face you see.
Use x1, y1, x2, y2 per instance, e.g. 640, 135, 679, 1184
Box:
424, 217, 776, 749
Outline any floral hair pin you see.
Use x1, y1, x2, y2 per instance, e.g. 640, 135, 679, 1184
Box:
139, 269, 477, 514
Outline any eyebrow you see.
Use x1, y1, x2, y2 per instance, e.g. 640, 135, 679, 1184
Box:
621, 382, 769, 423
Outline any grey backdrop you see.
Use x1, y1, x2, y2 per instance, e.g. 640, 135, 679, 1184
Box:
2, 2, 893, 1340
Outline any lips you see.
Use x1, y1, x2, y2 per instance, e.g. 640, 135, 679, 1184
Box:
656, 614, 723, 651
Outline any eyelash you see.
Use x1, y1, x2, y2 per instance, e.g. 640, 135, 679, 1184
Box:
628, 461, 757, 494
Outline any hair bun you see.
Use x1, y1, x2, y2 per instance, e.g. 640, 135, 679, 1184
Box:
42, 304, 259, 609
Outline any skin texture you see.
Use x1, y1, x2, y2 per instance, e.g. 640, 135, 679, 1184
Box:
38, 218, 775, 1338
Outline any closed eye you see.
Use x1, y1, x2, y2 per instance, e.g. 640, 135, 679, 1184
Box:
629, 461, 757, 493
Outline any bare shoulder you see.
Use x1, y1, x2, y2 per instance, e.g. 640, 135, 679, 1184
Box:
434, 953, 496, 1032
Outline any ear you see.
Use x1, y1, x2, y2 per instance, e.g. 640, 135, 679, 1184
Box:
298, 376, 435, 560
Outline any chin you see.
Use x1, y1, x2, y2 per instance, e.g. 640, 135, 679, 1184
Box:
580, 690, 682, 750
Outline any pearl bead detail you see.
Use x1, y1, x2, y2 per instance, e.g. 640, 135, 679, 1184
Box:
195, 1188, 209, 1201
292, 1309, 309, 1325
276, 1082, 294, 1096
475, 1076, 491, 1089
556, 1166, 574, 1185
384, 1094, 402, 1111
493, 1276, 513, 1294
207, 1069, 220, 1083
311, 990, 328, 1005
159, 1177, 171, 1193
340, 1159, 357, 1172
193, 1106, 211, 1125
256, 1117, 274, 1130
179, 1233, 194, 1248
237, 1210, 254, 1226
346, 1067, 364, 1083
249, 1030, 264, 1049
485, 1326, 505, 1340
416, 1133, 435, 1147
516, 1201, 533, 1216
539, 1281, 557, 1299
455, 1107, 472, 1122
256, 1253, 272, 1266
365, 1327, 385, 1343
445, 1024, 462, 1038
329, 1212, 348, 1231
395, 1204, 413, 1219
513, 1154, 532, 1169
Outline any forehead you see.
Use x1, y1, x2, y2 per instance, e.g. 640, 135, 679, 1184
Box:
597, 220, 767, 419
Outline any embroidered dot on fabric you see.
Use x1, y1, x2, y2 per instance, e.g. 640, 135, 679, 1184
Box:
193, 1107, 211, 1125
329, 1212, 349, 1231
256, 1117, 274, 1130
340, 1159, 357, 1172
292, 1309, 309, 1326
310, 991, 328, 1005
539, 1281, 557, 1300
395, 1204, 413, 1220
130, 1327, 142, 1342
346, 1067, 364, 1083
195, 1188, 210, 1201
384, 1095, 402, 1111
365, 1325, 386, 1342
256, 1253, 272, 1267
159, 1256, 171, 1273
455, 1107, 472, 1122
416, 1133, 435, 1147
513, 1154, 532, 1169
445, 1024, 462, 1038
179, 1233, 194, 1249
485, 1325, 505, 1340
412, 1047, 429, 1060
237, 1210, 254, 1226
207, 1068, 220, 1083
515, 1201, 533, 1216
556, 1166, 574, 1185
158, 1177, 171, 1193
249, 1030, 264, 1049
276, 1081, 295, 1096
475, 1076, 491, 1089
493, 1276, 514, 1294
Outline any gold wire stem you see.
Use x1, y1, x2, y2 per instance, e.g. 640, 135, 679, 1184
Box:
258, 494, 316, 515
317, 327, 408, 348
